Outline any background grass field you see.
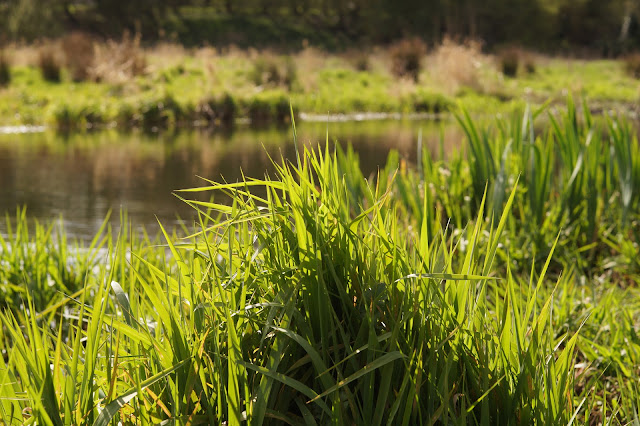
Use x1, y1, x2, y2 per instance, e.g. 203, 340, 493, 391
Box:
1, 39, 640, 130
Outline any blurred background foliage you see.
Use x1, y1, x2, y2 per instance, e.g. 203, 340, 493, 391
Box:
2, 0, 640, 54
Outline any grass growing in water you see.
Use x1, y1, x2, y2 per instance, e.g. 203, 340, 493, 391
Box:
1, 102, 639, 424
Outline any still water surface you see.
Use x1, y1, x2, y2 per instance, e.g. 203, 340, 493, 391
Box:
0, 119, 462, 240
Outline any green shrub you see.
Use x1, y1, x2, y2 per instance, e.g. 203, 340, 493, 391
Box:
389, 37, 426, 82
250, 55, 299, 90
250, 56, 281, 86
82, 103, 107, 128
246, 90, 291, 125
38, 49, 61, 82
282, 55, 298, 90
116, 102, 137, 127
139, 93, 184, 129
411, 90, 452, 113
197, 92, 237, 127
218, 93, 237, 125
51, 101, 110, 130
52, 102, 84, 130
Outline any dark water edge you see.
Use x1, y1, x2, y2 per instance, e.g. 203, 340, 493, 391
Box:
0, 119, 464, 241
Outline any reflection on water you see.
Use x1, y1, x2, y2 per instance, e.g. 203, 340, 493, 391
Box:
0, 119, 463, 240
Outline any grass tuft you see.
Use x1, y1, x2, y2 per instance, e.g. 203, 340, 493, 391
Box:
0, 50, 11, 87
92, 31, 147, 83
498, 47, 520, 77
389, 37, 427, 82
623, 52, 640, 79
428, 38, 487, 94
197, 92, 237, 127
37, 48, 62, 83
1, 101, 640, 424
61, 31, 95, 82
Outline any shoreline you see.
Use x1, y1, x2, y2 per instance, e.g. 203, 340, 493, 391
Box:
3, 99, 639, 135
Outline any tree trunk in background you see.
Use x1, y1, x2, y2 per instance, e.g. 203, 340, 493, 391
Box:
467, 0, 477, 39
620, 0, 636, 41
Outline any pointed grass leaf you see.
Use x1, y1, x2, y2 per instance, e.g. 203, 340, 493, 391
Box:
308, 352, 405, 403
93, 358, 190, 426
110, 281, 136, 328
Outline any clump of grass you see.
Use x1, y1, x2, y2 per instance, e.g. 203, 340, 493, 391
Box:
0, 50, 10, 87
138, 92, 185, 130
389, 37, 426, 81
92, 31, 146, 83
52, 102, 84, 130
498, 47, 520, 77
497, 47, 536, 77
250, 54, 298, 90
0, 141, 587, 424
429, 37, 487, 94
82, 103, 108, 128
3, 102, 640, 423
351, 51, 371, 71
282, 55, 299, 90
196, 92, 237, 127
410, 89, 452, 113
115, 101, 137, 127
37, 48, 62, 82
250, 55, 282, 86
623, 52, 640, 79
61, 31, 95, 82
245, 90, 291, 124
0, 208, 109, 312
524, 55, 536, 74
51, 100, 112, 130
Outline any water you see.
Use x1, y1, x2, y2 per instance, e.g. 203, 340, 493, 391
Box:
0, 119, 463, 240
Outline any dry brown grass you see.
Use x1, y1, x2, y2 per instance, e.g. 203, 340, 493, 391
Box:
193, 45, 217, 61
389, 37, 427, 81
427, 38, 491, 95
4, 37, 504, 103
145, 42, 191, 73
339, 48, 371, 72
92, 31, 147, 83
61, 31, 95, 81
498, 47, 520, 77
5, 43, 40, 67
246, 51, 298, 89
497, 46, 538, 77
52, 31, 148, 83
623, 52, 640, 79
293, 47, 329, 91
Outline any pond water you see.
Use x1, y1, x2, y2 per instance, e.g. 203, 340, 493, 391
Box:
0, 119, 463, 240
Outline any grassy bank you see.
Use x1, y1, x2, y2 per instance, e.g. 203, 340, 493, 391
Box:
1, 101, 639, 423
1, 38, 640, 130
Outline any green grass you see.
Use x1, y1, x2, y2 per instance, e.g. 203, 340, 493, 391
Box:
1, 101, 640, 424
2, 46, 640, 130
505, 59, 640, 105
